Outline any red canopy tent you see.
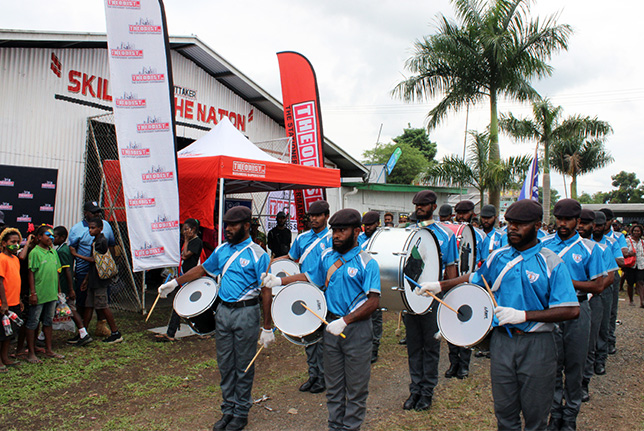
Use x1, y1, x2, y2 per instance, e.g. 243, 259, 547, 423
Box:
103, 117, 340, 230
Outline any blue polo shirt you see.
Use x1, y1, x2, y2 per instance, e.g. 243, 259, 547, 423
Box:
358, 231, 376, 251
307, 245, 380, 317
473, 227, 485, 264
469, 241, 577, 333
202, 237, 268, 303
594, 235, 623, 267
500, 228, 547, 247
594, 241, 619, 273
68, 219, 116, 274
289, 227, 332, 277
606, 230, 628, 250
542, 233, 605, 292
479, 228, 504, 263
417, 220, 458, 269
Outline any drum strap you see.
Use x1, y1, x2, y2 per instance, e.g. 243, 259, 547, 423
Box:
491, 255, 524, 292
300, 232, 331, 265
325, 258, 344, 289
557, 237, 582, 259
222, 243, 253, 278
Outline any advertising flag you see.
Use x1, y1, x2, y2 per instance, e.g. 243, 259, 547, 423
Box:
386, 147, 402, 175
277, 52, 326, 232
519, 152, 539, 202
104, 0, 180, 271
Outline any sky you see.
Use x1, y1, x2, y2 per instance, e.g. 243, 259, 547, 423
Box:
2, 0, 643, 197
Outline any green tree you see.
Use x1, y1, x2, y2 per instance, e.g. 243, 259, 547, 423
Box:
392, 0, 572, 210
579, 191, 610, 204
363, 142, 427, 184
421, 131, 532, 204
501, 99, 613, 220
549, 137, 613, 199
538, 186, 560, 221
605, 171, 644, 203
393, 125, 437, 163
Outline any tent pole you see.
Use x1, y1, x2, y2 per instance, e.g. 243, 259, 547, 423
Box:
219, 178, 225, 244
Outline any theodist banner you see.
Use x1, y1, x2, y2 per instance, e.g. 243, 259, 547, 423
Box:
104, 0, 180, 271
277, 52, 326, 232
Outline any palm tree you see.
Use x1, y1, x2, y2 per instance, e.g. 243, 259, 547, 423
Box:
550, 137, 613, 199
500, 99, 612, 221
392, 0, 572, 210
421, 131, 533, 205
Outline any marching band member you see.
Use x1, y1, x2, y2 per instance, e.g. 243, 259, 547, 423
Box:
263, 208, 381, 431
158, 206, 273, 431
478, 204, 504, 263
438, 204, 453, 223
541, 199, 606, 431
403, 190, 458, 411
287, 200, 332, 393
358, 210, 382, 363
425, 200, 579, 431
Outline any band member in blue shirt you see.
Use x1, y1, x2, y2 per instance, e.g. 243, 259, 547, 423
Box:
158, 206, 273, 431
478, 205, 504, 264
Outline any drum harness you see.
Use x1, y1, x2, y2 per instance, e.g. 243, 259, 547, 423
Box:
554, 236, 586, 301
299, 231, 332, 264
220, 243, 256, 308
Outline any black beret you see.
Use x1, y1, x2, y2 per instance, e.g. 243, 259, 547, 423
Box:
276, 211, 287, 218
84, 201, 101, 212
553, 199, 582, 218
438, 204, 453, 217
599, 208, 614, 220
329, 208, 362, 228
480, 205, 496, 218
594, 211, 607, 225
307, 200, 329, 215
579, 209, 596, 222
223, 206, 251, 223
454, 200, 474, 212
505, 199, 543, 222
362, 211, 380, 225
412, 190, 437, 205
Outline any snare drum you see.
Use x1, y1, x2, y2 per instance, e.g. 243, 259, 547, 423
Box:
436, 283, 494, 347
282, 326, 324, 346
365, 227, 442, 315
173, 276, 220, 335
268, 258, 300, 296
271, 281, 327, 344
446, 223, 477, 275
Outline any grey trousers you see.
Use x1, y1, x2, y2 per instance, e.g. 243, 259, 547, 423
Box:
608, 271, 620, 350
405, 310, 440, 397
324, 319, 373, 431
371, 308, 382, 356
448, 342, 472, 369
551, 301, 591, 421
490, 330, 557, 431
305, 339, 324, 380
215, 304, 260, 418
596, 287, 612, 366
584, 295, 603, 381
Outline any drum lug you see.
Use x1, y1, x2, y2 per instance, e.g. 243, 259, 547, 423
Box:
367, 251, 379, 255
392, 251, 409, 256
391, 286, 404, 292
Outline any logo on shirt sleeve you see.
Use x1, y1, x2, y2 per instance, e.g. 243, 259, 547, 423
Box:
526, 270, 540, 283
347, 267, 358, 278
572, 253, 583, 263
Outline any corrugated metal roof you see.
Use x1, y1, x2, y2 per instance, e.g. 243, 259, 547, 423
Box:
0, 29, 367, 177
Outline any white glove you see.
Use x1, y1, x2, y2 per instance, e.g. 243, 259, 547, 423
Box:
158, 279, 179, 298
494, 306, 527, 326
261, 272, 282, 288
414, 281, 441, 297
326, 318, 348, 336
259, 328, 275, 348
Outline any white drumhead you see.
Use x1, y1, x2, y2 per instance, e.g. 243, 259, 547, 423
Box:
272, 281, 326, 337
269, 258, 301, 296
457, 225, 477, 275
402, 228, 442, 314
437, 283, 494, 347
173, 277, 219, 318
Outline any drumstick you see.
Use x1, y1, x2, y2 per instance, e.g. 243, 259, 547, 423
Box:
395, 311, 403, 337
244, 345, 264, 373
481, 275, 512, 338
145, 293, 161, 322
300, 303, 347, 339
404, 275, 459, 315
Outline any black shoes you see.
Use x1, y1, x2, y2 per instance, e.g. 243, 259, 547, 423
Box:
581, 380, 590, 403
213, 414, 233, 431
76, 334, 94, 347
309, 379, 326, 393
547, 416, 562, 431
398, 337, 407, 345
594, 364, 606, 375
445, 363, 459, 378
299, 377, 316, 392
225, 416, 248, 430
561, 419, 576, 431
414, 395, 432, 411
371, 351, 379, 363
456, 366, 469, 379
608, 346, 617, 355
403, 393, 419, 410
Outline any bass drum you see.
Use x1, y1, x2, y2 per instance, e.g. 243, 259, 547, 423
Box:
446, 223, 477, 275
282, 326, 324, 346
173, 276, 220, 335
365, 227, 442, 315
271, 281, 327, 343
268, 258, 300, 296
436, 283, 494, 347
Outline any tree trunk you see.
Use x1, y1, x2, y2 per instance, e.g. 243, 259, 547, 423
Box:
543, 139, 551, 224
488, 89, 501, 212
571, 175, 577, 199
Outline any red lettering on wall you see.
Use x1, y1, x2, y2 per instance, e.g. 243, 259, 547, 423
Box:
185, 100, 194, 120
206, 107, 217, 124
68, 70, 81, 93
197, 103, 206, 122
82, 73, 96, 97
218, 109, 229, 121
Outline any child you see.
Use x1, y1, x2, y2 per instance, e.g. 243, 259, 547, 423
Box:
155, 218, 202, 342
26, 225, 64, 363
0, 228, 23, 371
53, 226, 92, 346
80, 218, 122, 343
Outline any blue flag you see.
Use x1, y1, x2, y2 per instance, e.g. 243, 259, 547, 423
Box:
385, 147, 402, 174
518, 153, 539, 201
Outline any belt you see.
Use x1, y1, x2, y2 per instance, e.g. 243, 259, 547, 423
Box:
327, 311, 342, 321
221, 297, 259, 309
577, 294, 588, 303
495, 326, 527, 336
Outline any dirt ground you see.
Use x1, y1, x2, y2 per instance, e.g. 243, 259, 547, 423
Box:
2, 291, 644, 431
